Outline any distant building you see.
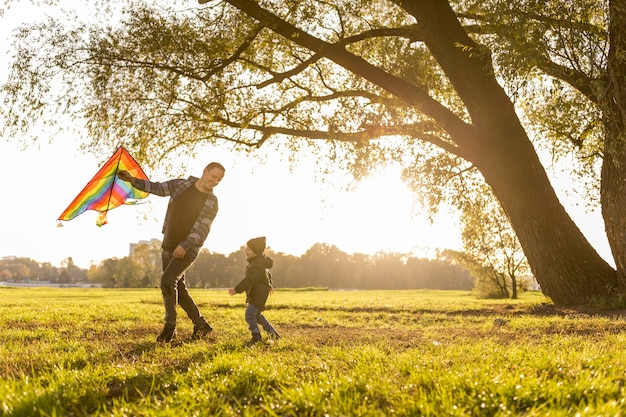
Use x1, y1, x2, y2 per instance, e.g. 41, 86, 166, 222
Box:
129, 239, 161, 257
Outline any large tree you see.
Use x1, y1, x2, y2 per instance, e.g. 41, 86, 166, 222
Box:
2, 0, 624, 305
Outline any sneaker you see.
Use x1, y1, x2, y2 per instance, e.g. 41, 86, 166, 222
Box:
245, 333, 263, 346
156, 324, 176, 343
191, 322, 213, 340
267, 331, 281, 340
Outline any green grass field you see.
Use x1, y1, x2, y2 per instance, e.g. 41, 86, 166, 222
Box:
1, 288, 625, 416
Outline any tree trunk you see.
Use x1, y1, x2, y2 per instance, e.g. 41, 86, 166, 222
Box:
511, 276, 518, 299
475, 121, 616, 305
392, 0, 618, 305
602, 139, 626, 290
602, 0, 626, 289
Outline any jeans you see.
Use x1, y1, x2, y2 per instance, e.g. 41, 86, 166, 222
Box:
245, 303, 276, 335
160, 250, 205, 327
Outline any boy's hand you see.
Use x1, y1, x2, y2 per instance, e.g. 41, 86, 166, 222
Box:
228, 288, 236, 296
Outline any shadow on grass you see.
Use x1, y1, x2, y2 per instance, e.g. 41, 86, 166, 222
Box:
205, 301, 626, 319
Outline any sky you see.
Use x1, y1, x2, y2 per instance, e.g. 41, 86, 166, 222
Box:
0, 138, 463, 268
0, 2, 613, 269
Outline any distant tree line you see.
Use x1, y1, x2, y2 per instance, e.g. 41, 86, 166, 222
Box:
0, 256, 85, 284
1, 241, 474, 290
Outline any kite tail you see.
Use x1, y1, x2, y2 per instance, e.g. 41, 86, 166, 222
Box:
96, 212, 109, 227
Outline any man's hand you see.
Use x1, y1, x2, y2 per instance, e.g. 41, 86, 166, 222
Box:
117, 170, 134, 184
228, 288, 236, 296
173, 245, 187, 259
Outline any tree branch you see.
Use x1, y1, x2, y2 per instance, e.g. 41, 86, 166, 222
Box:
221, 0, 473, 142
257, 25, 422, 88
456, 10, 608, 103
199, 23, 264, 81
539, 59, 605, 103
212, 114, 466, 157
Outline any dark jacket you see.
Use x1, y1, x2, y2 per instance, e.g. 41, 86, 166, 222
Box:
132, 176, 218, 257
234, 255, 274, 310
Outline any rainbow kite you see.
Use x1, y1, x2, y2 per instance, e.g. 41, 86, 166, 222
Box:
57, 146, 149, 227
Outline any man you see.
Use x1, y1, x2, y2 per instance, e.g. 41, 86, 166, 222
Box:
118, 162, 225, 342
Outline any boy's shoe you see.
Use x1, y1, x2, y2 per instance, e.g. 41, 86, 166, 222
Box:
246, 333, 263, 346
191, 322, 213, 340
267, 331, 281, 340
156, 324, 176, 343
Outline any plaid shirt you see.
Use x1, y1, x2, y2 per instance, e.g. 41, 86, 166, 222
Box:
133, 176, 218, 257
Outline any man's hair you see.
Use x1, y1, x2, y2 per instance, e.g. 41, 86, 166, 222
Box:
204, 162, 225, 172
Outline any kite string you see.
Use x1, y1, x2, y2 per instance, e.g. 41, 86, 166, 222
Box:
104, 146, 124, 213
184, 140, 199, 173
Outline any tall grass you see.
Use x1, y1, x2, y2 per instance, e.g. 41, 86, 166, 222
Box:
1, 288, 625, 416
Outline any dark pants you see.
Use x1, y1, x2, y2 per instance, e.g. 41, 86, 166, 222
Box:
160, 250, 205, 327
245, 303, 277, 335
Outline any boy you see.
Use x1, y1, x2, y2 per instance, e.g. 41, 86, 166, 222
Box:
228, 237, 280, 345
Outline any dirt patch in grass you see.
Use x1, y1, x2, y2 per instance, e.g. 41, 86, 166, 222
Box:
275, 311, 626, 349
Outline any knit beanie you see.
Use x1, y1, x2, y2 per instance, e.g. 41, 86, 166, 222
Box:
247, 236, 266, 256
